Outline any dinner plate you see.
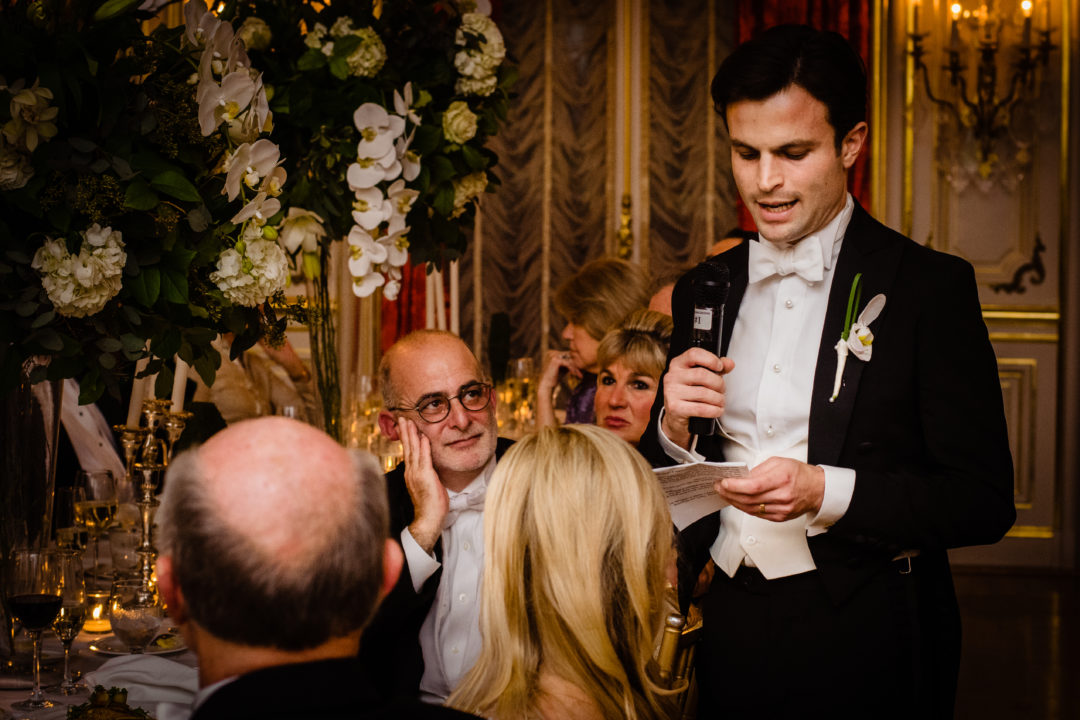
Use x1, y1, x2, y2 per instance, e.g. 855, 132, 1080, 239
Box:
89, 632, 186, 656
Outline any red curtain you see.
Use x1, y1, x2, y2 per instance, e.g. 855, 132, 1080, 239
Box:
379, 261, 429, 353
733, 0, 874, 232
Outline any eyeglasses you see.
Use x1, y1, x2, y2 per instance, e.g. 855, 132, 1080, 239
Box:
388, 382, 493, 423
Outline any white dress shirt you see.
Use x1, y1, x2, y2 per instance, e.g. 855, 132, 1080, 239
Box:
400, 456, 496, 703
661, 195, 858, 580
61, 379, 127, 483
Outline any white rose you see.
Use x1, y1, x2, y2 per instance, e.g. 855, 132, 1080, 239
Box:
0, 141, 32, 190
442, 101, 478, 144
345, 27, 386, 78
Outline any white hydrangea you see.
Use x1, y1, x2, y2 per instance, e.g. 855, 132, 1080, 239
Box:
210, 238, 288, 307
453, 12, 505, 97
0, 137, 33, 190
345, 26, 387, 78
31, 224, 127, 318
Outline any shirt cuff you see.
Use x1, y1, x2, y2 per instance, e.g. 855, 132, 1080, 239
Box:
400, 526, 441, 593
657, 409, 706, 464
806, 465, 855, 536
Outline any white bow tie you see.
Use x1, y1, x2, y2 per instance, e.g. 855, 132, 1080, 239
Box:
748, 236, 825, 284
443, 484, 486, 529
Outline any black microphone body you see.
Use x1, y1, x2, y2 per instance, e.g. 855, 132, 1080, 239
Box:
687, 261, 730, 437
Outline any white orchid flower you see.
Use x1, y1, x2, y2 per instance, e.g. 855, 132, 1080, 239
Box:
184, 0, 220, 49
395, 131, 421, 182
347, 225, 388, 278
830, 293, 886, 403
379, 217, 410, 268
198, 71, 257, 136
353, 103, 406, 160
347, 147, 401, 190
278, 208, 327, 254
224, 139, 281, 201
387, 179, 419, 219
352, 270, 386, 298
845, 294, 886, 361
393, 82, 422, 126
260, 166, 287, 198
231, 191, 280, 226
351, 187, 391, 231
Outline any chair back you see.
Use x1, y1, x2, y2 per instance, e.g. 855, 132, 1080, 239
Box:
653, 610, 703, 719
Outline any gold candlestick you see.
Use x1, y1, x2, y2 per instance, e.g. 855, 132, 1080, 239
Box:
163, 411, 193, 463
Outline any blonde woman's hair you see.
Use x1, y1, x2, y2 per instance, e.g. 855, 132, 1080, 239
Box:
554, 258, 652, 341
449, 424, 674, 720
596, 309, 674, 382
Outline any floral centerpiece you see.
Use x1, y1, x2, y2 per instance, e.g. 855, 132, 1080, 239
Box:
0, 0, 294, 404
224, 0, 515, 437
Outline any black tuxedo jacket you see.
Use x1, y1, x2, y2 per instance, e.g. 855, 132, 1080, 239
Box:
640, 202, 1016, 705
191, 657, 480, 719
358, 437, 515, 702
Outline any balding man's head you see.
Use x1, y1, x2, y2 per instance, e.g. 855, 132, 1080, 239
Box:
157, 417, 391, 651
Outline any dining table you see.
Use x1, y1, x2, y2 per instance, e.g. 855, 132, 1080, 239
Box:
1, 627, 197, 720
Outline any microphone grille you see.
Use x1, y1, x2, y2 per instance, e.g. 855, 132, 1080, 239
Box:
692, 260, 730, 306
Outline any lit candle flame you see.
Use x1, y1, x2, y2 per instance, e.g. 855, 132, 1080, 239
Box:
1021, 0, 1033, 17
951, 3, 963, 20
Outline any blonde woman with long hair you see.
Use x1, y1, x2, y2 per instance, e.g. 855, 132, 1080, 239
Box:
448, 424, 674, 720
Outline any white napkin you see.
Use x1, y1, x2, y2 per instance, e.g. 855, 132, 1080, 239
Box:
83, 654, 198, 709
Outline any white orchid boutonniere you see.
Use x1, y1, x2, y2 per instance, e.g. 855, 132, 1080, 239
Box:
830, 273, 886, 402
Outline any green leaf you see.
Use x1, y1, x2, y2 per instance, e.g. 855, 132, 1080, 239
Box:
429, 156, 455, 186
297, 48, 328, 71
15, 301, 38, 317
130, 267, 161, 306
328, 57, 350, 80
34, 329, 64, 352
120, 333, 145, 352
124, 179, 159, 211
98, 352, 117, 370
160, 268, 189, 304
29, 310, 54, 329
193, 352, 219, 387
460, 144, 486, 171
93, 0, 140, 21
433, 183, 454, 218
96, 337, 123, 352
150, 170, 202, 203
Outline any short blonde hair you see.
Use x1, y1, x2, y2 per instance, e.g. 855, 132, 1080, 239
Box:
449, 425, 673, 720
554, 258, 651, 341
596, 309, 673, 381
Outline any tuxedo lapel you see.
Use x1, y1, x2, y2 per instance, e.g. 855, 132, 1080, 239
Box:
808, 204, 904, 466
714, 242, 750, 357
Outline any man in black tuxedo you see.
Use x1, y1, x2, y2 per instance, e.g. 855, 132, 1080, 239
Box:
360, 330, 511, 703
638, 25, 1015, 718
156, 416, 477, 719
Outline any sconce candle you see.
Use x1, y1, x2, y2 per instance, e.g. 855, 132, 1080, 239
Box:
1021, 0, 1033, 44
171, 356, 188, 412
949, 3, 962, 47
912, 0, 920, 34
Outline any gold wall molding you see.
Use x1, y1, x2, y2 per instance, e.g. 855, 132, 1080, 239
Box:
989, 332, 1060, 343
998, 358, 1037, 507
1007, 525, 1055, 539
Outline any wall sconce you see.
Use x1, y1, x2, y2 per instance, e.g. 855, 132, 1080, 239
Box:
908, 0, 1056, 184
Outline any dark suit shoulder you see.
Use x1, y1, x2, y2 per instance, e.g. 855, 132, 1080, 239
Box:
370, 700, 482, 719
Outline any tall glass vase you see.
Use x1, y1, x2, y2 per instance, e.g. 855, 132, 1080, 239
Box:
0, 356, 63, 662
306, 245, 342, 442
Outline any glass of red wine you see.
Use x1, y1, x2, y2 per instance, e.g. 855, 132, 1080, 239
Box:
4, 548, 62, 711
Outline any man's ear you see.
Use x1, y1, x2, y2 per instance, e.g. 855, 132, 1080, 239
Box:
380, 538, 404, 599
156, 555, 189, 626
840, 121, 868, 169
377, 410, 400, 440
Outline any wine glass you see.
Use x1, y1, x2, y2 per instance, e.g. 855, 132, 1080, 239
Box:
74, 470, 118, 578
4, 548, 62, 711
108, 580, 163, 654
47, 549, 87, 696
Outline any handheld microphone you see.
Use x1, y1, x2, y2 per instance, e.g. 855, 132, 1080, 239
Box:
688, 260, 730, 437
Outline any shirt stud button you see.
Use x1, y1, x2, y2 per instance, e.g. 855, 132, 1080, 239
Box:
772, 363, 781, 373
458, 593, 467, 603
746, 536, 757, 545
785, 298, 794, 308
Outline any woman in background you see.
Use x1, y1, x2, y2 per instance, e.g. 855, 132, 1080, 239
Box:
536, 258, 650, 427
449, 424, 674, 720
593, 309, 673, 447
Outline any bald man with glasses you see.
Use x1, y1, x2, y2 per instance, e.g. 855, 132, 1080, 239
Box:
360, 330, 513, 705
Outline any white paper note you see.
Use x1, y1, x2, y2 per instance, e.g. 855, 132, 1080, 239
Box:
654, 461, 749, 530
